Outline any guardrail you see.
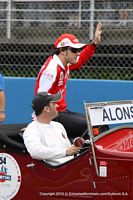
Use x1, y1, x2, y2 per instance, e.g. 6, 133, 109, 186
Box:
1, 0, 94, 39
0, 0, 132, 39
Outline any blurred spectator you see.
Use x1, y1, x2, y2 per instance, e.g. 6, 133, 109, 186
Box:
27, 2, 43, 26
81, 1, 90, 28
12, 2, 28, 27
68, 12, 79, 27
104, 1, 114, 26
27, 2, 53, 27
0, 2, 6, 26
95, 1, 114, 27
0, 74, 5, 122
116, 1, 128, 27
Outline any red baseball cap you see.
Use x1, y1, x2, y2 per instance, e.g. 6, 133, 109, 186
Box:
54, 33, 86, 49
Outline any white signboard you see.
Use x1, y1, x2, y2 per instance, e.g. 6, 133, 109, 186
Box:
88, 103, 133, 126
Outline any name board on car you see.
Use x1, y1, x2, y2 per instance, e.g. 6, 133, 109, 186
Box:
88, 103, 133, 126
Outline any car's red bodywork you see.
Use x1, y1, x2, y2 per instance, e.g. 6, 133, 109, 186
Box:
0, 124, 133, 200
0, 100, 133, 200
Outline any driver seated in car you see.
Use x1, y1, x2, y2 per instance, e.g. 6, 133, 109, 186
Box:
23, 92, 81, 166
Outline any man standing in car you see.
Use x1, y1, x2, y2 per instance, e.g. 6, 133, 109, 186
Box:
34, 22, 103, 138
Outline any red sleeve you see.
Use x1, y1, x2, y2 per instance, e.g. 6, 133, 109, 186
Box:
69, 44, 96, 70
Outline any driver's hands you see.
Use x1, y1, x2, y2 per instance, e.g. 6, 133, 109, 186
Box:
66, 145, 81, 156
93, 21, 103, 45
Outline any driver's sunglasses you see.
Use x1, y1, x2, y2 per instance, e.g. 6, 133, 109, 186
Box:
68, 47, 83, 53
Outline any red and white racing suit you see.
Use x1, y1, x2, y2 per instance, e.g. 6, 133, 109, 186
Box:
35, 44, 96, 138
35, 44, 96, 110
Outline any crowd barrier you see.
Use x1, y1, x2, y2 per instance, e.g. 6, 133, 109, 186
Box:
3, 77, 133, 124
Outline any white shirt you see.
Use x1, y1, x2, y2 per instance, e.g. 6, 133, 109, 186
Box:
23, 120, 73, 166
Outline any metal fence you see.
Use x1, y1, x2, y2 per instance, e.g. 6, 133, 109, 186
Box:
0, 0, 133, 80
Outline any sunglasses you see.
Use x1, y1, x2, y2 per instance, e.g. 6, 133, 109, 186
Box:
68, 47, 82, 53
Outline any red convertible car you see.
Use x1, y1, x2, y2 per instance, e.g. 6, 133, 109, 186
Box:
0, 100, 133, 200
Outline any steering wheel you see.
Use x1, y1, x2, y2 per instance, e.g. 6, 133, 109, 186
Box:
73, 137, 90, 153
